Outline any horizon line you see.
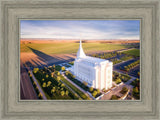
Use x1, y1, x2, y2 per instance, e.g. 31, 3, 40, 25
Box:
20, 38, 140, 41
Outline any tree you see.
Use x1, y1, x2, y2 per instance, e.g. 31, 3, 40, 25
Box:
53, 64, 55, 68
72, 75, 76, 79
89, 87, 93, 92
83, 81, 88, 86
122, 87, 128, 92
56, 76, 61, 81
136, 78, 139, 82
61, 88, 63, 91
78, 98, 82, 100
42, 82, 46, 88
133, 87, 139, 93
121, 87, 128, 94
102, 88, 106, 92
47, 81, 52, 87
33, 81, 37, 85
121, 76, 125, 80
51, 87, 56, 94
74, 93, 78, 97
65, 71, 69, 76
51, 72, 54, 77
92, 91, 98, 97
57, 72, 60, 76
97, 89, 100, 94
38, 92, 43, 98
116, 78, 122, 84
61, 66, 65, 71
137, 72, 140, 76
61, 83, 65, 87
65, 90, 69, 96
46, 74, 49, 78
33, 68, 39, 73
61, 91, 65, 96
118, 73, 121, 77
111, 95, 118, 100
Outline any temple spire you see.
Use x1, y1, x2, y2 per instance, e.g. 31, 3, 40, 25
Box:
77, 39, 86, 58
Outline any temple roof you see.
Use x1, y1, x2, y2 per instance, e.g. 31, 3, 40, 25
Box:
83, 56, 107, 64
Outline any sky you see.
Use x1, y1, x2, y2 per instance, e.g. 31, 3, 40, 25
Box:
20, 20, 140, 40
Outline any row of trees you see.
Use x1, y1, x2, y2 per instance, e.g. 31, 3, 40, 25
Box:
124, 60, 140, 71
131, 78, 140, 99
65, 71, 89, 92
65, 70, 102, 98
91, 51, 121, 60
28, 71, 43, 99
110, 58, 122, 65
113, 71, 131, 84
89, 87, 101, 97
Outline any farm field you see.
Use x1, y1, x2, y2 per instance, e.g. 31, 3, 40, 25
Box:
21, 42, 133, 54
122, 49, 140, 57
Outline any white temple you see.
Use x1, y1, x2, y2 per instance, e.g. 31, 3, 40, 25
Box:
73, 40, 113, 90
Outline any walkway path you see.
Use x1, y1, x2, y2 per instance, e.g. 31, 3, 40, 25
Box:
30, 71, 47, 100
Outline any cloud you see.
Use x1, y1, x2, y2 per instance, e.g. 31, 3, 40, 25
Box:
20, 20, 140, 40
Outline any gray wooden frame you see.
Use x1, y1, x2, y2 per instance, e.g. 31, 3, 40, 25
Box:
0, 0, 159, 120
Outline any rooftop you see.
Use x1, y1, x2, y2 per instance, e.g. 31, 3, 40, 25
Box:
82, 56, 108, 64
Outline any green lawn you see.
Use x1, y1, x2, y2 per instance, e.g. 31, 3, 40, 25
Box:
33, 69, 79, 100
21, 43, 133, 54
122, 49, 140, 57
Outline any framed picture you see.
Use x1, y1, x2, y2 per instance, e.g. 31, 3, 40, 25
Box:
0, 0, 159, 119
20, 20, 140, 101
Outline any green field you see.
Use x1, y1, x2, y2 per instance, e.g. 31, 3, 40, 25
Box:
122, 49, 140, 57
21, 43, 133, 55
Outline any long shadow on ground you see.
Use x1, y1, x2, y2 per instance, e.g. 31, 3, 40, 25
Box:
24, 46, 75, 69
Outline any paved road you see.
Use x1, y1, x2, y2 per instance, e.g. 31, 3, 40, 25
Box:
30, 71, 47, 100
113, 58, 140, 78
114, 58, 138, 70
20, 67, 38, 100
127, 65, 140, 78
